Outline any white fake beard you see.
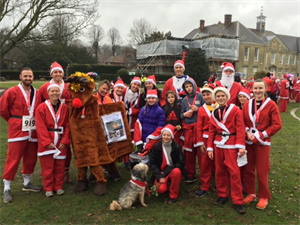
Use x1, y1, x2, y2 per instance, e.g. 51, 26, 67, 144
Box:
221, 72, 234, 88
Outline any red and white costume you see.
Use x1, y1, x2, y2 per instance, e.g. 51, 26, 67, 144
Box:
278, 78, 290, 112
294, 79, 300, 103
215, 81, 242, 106
242, 98, 282, 199
195, 104, 216, 192
35, 100, 70, 191
123, 87, 141, 133
0, 84, 41, 180
207, 104, 245, 205
39, 80, 72, 105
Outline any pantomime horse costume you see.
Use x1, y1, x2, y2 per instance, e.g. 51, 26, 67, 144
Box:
65, 72, 133, 196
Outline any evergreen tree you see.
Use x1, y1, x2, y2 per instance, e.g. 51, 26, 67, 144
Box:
184, 49, 210, 87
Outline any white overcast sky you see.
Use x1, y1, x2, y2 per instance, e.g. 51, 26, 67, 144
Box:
97, 0, 300, 44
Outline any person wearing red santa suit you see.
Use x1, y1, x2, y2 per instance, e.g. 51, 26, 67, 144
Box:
263, 73, 273, 97
35, 84, 70, 197
294, 77, 300, 103
195, 85, 218, 197
278, 74, 290, 112
0, 67, 42, 203
160, 59, 199, 106
289, 76, 297, 101
39, 62, 73, 183
238, 88, 251, 110
242, 79, 282, 210
215, 62, 242, 106
109, 78, 126, 103
149, 125, 185, 204
246, 77, 254, 93
206, 87, 246, 214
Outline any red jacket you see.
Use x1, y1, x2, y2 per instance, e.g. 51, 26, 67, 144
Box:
279, 80, 289, 99
195, 104, 214, 146
39, 81, 72, 105
207, 104, 245, 151
242, 98, 282, 146
35, 101, 70, 159
0, 84, 41, 142
263, 77, 273, 93
215, 81, 243, 106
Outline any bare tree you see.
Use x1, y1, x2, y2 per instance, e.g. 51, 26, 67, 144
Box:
107, 27, 122, 56
128, 18, 155, 47
89, 25, 105, 62
0, 0, 99, 59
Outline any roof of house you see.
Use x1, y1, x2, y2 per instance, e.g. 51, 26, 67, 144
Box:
105, 56, 126, 63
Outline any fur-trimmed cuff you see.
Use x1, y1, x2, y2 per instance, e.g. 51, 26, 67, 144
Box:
207, 147, 213, 152
135, 141, 143, 146
235, 144, 245, 149
194, 142, 204, 147
262, 130, 269, 138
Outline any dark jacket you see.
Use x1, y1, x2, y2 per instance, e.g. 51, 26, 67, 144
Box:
163, 94, 182, 127
150, 141, 185, 182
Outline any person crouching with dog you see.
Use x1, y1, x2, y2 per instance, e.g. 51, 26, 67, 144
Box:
35, 84, 70, 197
149, 124, 185, 204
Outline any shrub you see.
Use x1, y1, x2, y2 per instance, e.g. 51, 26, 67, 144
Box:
0, 77, 6, 81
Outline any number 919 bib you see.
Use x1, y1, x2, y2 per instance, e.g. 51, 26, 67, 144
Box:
22, 116, 36, 131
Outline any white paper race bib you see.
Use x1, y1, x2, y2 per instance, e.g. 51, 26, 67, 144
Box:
22, 116, 36, 131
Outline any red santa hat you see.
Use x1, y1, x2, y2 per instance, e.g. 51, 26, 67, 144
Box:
146, 89, 158, 99
174, 60, 185, 70
114, 78, 126, 88
201, 84, 215, 94
161, 124, 175, 139
283, 74, 288, 79
50, 61, 64, 75
238, 88, 251, 100
130, 76, 141, 85
221, 62, 235, 72
145, 75, 156, 86
47, 83, 60, 92
213, 87, 231, 101
250, 77, 254, 81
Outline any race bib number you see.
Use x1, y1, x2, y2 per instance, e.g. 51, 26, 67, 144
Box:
22, 116, 36, 131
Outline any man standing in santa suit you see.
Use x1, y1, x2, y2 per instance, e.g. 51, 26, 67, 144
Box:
215, 62, 242, 106
39, 62, 72, 183
0, 67, 42, 203
278, 74, 290, 112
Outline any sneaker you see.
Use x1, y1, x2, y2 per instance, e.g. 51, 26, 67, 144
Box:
196, 189, 207, 197
56, 189, 64, 195
185, 177, 197, 184
45, 191, 54, 197
22, 182, 42, 192
214, 197, 229, 205
236, 204, 246, 214
167, 198, 177, 204
3, 190, 13, 203
256, 198, 268, 210
243, 194, 256, 205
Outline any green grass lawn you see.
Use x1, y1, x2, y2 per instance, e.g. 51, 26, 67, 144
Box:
0, 84, 299, 224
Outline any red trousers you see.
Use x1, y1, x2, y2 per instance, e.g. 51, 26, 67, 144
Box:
39, 154, 65, 191
279, 99, 288, 112
65, 145, 72, 172
2, 141, 38, 181
77, 166, 106, 183
243, 144, 271, 199
215, 147, 243, 205
200, 139, 215, 191
184, 147, 202, 178
154, 168, 182, 199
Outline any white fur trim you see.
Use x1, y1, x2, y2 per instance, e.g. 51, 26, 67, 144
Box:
262, 131, 269, 138
174, 62, 185, 70
207, 147, 213, 152
238, 91, 250, 99
146, 94, 158, 98
161, 128, 174, 138
213, 87, 230, 101
50, 67, 64, 75
223, 66, 235, 72
47, 84, 60, 92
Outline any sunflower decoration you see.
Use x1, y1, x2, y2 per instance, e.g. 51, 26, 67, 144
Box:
65, 72, 95, 92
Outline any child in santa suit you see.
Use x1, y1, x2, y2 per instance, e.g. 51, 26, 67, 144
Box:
278, 74, 290, 112
242, 79, 282, 210
195, 85, 218, 197
180, 78, 205, 183
238, 88, 251, 110
150, 124, 185, 204
35, 84, 70, 197
206, 87, 246, 214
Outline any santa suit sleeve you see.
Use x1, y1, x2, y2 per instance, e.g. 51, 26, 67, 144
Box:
0, 88, 13, 121
131, 94, 141, 116
133, 108, 144, 145
60, 106, 70, 146
206, 115, 216, 151
35, 104, 53, 148
160, 79, 173, 107
234, 108, 246, 149
196, 107, 204, 146
261, 102, 282, 139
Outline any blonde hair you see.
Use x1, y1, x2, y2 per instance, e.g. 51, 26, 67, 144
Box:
98, 79, 110, 91
253, 79, 268, 98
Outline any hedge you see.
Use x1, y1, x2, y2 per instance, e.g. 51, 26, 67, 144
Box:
68, 64, 125, 76
0, 70, 50, 80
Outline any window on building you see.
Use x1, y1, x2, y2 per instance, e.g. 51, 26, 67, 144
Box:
286, 55, 290, 65
254, 48, 259, 61
271, 53, 276, 64
244, 47, 249, 61
253, 67, 258, 76
243, 66, 248, 77
278, 68, 282, 78
279, 54, 283, 64
292, 55, 296, 65
266, 53, 268, 62
285, 69, 289, 74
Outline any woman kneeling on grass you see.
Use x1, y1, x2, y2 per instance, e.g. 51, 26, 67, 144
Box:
242, 79, 282, 210
35, 84, 70, 197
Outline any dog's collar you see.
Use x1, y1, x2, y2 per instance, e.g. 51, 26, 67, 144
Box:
130, 179, 150, 196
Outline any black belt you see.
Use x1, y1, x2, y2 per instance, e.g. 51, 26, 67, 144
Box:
216, 132, 236, 136
48, 128, 63, 132
204, 129, 209, 132
11, 115, 22, 119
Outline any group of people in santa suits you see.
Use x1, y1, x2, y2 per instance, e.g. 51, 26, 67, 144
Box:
1, 59, 283, 215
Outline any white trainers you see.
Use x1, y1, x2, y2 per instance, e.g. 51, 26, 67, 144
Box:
45, 191, 54, 197
56, 189, 64, 195
3, 190, 13, 203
